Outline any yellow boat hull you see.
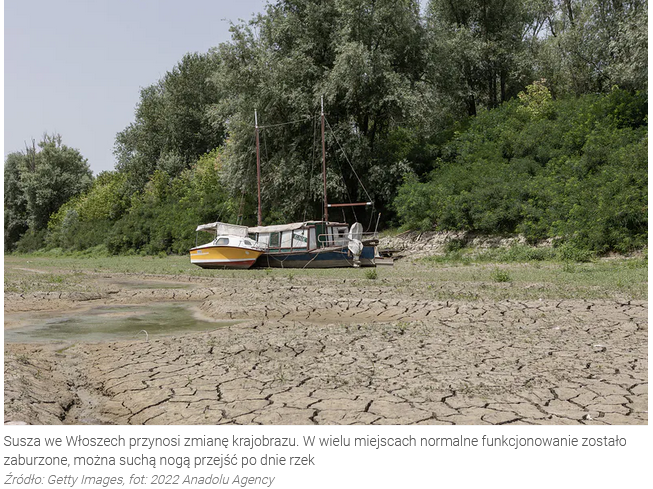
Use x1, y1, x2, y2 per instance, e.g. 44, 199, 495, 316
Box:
189, 245, 262, 269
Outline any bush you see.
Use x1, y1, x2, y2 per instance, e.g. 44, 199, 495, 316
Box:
554, 243, 595, 263
365, 269, 378, 280
395, 89, 647, 254
445, 238, 466, 253
500, 245, 553, 262
14, 229, 47, 253
490, 269, 512, 283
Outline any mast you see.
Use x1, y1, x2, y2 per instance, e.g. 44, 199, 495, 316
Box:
321, 96, 328, 222
320, 97, 373, 222
255, 109, 262, 226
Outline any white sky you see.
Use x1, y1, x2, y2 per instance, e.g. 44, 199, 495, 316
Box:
4, 0, 268, 174
4, 0, 430, 175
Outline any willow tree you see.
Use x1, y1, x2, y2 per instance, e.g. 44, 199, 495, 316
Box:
210, 0, 427, 225
114, 51, 224, 193
425, 0, 536, 116
539, 0, 648, 96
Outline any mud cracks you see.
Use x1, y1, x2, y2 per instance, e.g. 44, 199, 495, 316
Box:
4, 281, 648, 425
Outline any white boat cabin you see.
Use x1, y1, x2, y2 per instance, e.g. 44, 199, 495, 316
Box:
194, 221, 264, 250
194, 235, 262, 251
247, 221, 350, 252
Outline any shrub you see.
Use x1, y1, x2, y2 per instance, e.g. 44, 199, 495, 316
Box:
365, 269, 378, 280
14, 229, 47, 253
490, 269, 512, 283
394, 89, 647, 255
445, 238, 466, 253
555, 243, 595, 263
501, 245, 553, 262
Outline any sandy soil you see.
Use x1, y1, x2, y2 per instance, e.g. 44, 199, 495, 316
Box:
4, 270, 648, 425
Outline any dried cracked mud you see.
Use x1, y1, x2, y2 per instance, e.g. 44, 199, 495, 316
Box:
4, 271, 648, 425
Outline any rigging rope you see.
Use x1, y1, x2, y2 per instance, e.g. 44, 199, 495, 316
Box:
253, 111, 375, 226
366, 209, 376, 232
261, 118, 271, 213
324, 117, 374, 205
342, 172, 358, 222
236, 190, 246, 225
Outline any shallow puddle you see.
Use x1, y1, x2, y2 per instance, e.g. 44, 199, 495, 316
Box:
4, 303, 236, 343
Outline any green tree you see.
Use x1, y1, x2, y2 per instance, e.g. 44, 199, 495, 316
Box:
114, 51, 224, 192
539, 0, 647, 96
4, 134, 93, 251
426, 0, 534, 116
47, 171, 130, 251
210, 0, 427, 225
4, 152, 29, 250
105, 149, 233, 255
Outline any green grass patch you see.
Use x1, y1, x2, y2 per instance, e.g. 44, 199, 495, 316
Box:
4, 251, 647, 301
421, 244, 600, 265
490, 269, 512, 283
365, 269, 378, 280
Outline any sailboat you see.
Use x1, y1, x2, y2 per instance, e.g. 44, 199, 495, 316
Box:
249, 98, 378, 268
190, 97, 379, 269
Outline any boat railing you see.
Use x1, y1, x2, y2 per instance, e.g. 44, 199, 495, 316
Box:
316, 232, 379, 247
316, 233, 347, 247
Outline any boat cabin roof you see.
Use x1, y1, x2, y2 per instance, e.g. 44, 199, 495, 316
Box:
193, 234, 260, 250
195, 221, 249, 237
247, 221, 348, 234
196, 220, 348, 236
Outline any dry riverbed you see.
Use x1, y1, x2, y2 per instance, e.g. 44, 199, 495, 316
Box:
4, 253, 648, 425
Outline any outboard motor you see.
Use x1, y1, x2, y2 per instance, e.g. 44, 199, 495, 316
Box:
348, 222, 364, 267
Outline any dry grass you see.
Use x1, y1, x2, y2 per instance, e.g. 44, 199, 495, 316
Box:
4, 251, 647, 301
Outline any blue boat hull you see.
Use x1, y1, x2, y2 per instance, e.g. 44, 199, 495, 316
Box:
255, 245, 376, 268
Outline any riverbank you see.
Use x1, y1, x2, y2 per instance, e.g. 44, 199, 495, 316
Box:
4, 253, 648, 425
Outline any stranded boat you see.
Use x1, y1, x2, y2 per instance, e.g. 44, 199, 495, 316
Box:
190, 97, 381, 270
249, 221, 377, 268
189, 222, 264, 269
249, 98, 378, 268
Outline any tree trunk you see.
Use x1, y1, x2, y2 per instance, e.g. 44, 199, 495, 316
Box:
466, 94, 477, 116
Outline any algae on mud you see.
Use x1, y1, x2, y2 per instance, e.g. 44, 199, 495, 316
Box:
5, 302, 237, 343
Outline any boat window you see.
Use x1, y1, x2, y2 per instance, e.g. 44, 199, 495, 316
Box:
309, 227, 317, 250
216, 237, 229, 246
281, 231, 293, 249
243, 240, 252, 246
314, 223, 326, 247
327, 227, 336, 245
269, 232, 280, 248
292, 230, 308, 249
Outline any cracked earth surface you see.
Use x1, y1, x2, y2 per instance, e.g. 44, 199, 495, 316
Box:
4, 274, 648, 425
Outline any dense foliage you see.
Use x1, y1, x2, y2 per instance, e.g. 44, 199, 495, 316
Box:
210, 0, 427, 224
395, 87, 647, 252
4, 135, 93, 252
46, 150, 233, 255
4, 0, 648, 256
114, 52, 224, 192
